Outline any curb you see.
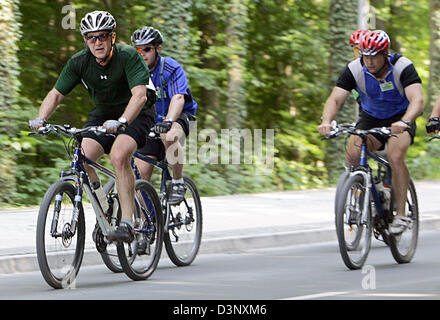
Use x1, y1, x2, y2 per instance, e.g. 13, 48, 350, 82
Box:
1, 217, 439, 275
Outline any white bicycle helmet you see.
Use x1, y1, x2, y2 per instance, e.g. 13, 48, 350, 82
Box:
131, 26, 163, 46
80, 11, 116, 36
359, 30, 390, 56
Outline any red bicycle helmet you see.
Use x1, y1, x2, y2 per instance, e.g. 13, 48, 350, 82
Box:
349, 29, 369, 47
359, 30, 390, 56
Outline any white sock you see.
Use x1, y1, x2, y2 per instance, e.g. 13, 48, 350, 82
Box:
120, 219, 134, 229
172, 178, 184, 184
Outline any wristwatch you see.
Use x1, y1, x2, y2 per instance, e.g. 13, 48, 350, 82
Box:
400, 118, 410, 126
118, 117, 128, 126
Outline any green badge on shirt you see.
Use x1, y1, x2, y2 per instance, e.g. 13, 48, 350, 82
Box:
379, 81, 394, 92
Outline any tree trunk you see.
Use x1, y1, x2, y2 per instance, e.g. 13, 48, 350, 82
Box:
428, 0, 440, 114
0, 0, 21, 204
225, 0, 247, 129
225, 0, 248, 192
326, 0, 358, 184
197, 10, 221, 131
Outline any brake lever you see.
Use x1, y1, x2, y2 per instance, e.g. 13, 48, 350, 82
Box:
322, 130, 338, 140
95, 126, 109, 136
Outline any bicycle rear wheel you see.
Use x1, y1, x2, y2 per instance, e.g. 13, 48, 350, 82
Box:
335, 173, 372, 270
117, 179, 163, 281
164, 176, 203, 266
36, 180, 85, 289
388, 179, 419, 264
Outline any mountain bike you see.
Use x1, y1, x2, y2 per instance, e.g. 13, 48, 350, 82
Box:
29, 123, 163, 288
104, 132, 202, 267
325, 122, 419, 270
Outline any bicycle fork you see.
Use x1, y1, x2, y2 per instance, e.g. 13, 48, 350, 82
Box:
346, 170, 372, 226
50, 183, 82, 240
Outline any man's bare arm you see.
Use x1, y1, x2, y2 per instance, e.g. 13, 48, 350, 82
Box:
318, 87, 351, 135
29, 88, 65, 129
402, 83, 424, 122
119, 84, 147, 124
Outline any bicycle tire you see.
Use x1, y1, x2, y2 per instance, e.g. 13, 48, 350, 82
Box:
36, 180, 85, 289
335, 173, 372, 270
116, 179, 164, 281
334, 169, 350, 214
164, 176, 203, 266
334, 170, 362, 251
388, 179, 419, 264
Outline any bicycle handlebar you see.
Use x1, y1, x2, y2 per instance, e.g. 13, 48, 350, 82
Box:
28, 123, 109, 138
322, 121, 396, 140
148, 130, 166, 140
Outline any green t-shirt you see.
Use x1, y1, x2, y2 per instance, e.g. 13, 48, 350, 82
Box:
55, 43, 153, 119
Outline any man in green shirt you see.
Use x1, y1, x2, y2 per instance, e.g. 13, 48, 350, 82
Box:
29, 11, 155, 242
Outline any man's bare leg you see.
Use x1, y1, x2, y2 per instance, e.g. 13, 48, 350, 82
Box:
387, 132, 412, 217
345, 135, 382, 167
110, 134, 137, 223
81, 138, 105, 184
135, 156, 156, 181
163, 124, 186, 204
163, 124, 185, 180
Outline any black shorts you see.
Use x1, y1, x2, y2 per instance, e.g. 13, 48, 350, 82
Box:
356, 110, 416, 149
82, 109, 155, 154
137, 112, 196, 160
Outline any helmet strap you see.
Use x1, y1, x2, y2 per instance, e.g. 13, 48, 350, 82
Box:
149, 50, 160, 71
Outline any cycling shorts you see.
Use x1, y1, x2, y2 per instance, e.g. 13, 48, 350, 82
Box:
356, 110, 416, 150
82, 109, 155, 154
137, 112, 196, 161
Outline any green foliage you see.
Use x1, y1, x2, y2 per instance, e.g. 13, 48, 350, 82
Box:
0, 0, 438, 207
0, 0, 23, 206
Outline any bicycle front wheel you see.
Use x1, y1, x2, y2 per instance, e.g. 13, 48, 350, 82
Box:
334, 169, 350, 214
388, 179, 419, 264
164, 176, 203, 266
117, 179, 163, 281
335, 173, 372, 270
36, 180, 85, 289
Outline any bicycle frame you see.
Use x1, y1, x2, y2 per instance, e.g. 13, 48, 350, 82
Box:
58, 143, 117, 238
132, 151, 175, 232
350, 140, 392, 225
133, 151, 172, 195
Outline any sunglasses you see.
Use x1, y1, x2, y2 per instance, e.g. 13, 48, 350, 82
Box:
136, 46, 156, 54
85, 32, 112, 44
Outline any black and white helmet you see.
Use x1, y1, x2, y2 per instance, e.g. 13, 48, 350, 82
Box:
131, 26, 163, 46
80, 11, 116, 36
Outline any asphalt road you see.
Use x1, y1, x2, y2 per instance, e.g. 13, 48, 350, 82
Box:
1, 231, 440, 301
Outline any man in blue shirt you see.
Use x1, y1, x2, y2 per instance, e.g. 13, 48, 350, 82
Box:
318, 30, 424, 234
131, 26, 198, 204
